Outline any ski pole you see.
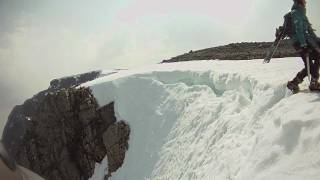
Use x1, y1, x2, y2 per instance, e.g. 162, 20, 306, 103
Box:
263, 38, 282, 63
306, 52, 311, 82
269, 39, 281, 62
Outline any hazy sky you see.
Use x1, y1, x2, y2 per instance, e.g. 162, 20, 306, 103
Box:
0, 0, 320, 132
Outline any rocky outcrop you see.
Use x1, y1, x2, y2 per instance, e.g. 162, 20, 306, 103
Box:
103, 121, 130, 175
2, 72, 130, 180
162, 40, 298, 63
49, 71, 101, 90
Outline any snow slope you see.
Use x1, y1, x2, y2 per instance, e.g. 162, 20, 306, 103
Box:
83, 58, 320, 180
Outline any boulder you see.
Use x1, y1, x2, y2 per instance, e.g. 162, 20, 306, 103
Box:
2, 72, 130, 180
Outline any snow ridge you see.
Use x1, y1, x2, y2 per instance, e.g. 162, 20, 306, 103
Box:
86, 59, 320, 180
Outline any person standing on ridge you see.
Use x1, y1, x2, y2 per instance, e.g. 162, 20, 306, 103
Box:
287, 0, 320, 93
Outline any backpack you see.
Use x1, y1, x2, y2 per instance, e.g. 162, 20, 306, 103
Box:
283, 12, 294, 38
276, 12, 293, 39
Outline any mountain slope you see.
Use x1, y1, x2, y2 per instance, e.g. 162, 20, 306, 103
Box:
84, 58, 320, 180
161, 40, 297, 63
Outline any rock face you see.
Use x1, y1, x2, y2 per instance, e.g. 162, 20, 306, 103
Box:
103, 121, 130, 175
162, 40, 298, 63
2, 72, 130, 180
49, 71, 101, 90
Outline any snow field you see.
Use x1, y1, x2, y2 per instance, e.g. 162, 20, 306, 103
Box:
84, 58, 320, 180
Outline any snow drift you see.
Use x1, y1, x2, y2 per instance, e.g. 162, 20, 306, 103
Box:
83, 58, 320, 180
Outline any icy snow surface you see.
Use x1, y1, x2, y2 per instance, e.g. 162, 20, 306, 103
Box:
89, 156, 109, 180
84, 58, 320, 180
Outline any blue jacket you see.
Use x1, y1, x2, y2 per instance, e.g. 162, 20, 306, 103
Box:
290, 2, 317, 47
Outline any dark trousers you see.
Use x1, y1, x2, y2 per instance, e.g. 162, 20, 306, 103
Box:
294, 38, 320, 81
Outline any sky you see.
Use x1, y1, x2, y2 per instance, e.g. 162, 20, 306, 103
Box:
0, 0, 320, 133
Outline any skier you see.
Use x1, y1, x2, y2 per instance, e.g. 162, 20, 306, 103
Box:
287, 0, 320, 93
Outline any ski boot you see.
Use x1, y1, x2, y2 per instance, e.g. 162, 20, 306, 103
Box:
287, 77, 302, 94
309, 78, 320, 91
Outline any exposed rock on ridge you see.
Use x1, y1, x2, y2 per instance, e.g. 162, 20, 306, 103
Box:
103, 121, 130, 175
49, 71, 101, 90
162, 40, 298, 63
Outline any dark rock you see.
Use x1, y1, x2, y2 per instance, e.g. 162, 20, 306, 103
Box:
162, 40, 298, 63
103, 121, 130, 176
49, 71, 101, 90
98, 102, 117, 128
2, 71, 131, 180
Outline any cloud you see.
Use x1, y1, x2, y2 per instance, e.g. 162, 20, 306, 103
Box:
0, 22, 103, 133
242, 0, 320, 41
118, 0, 254, 25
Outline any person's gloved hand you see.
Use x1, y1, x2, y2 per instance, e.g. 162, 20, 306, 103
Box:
315, 47, 320, 54
300, 46, 309, 55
